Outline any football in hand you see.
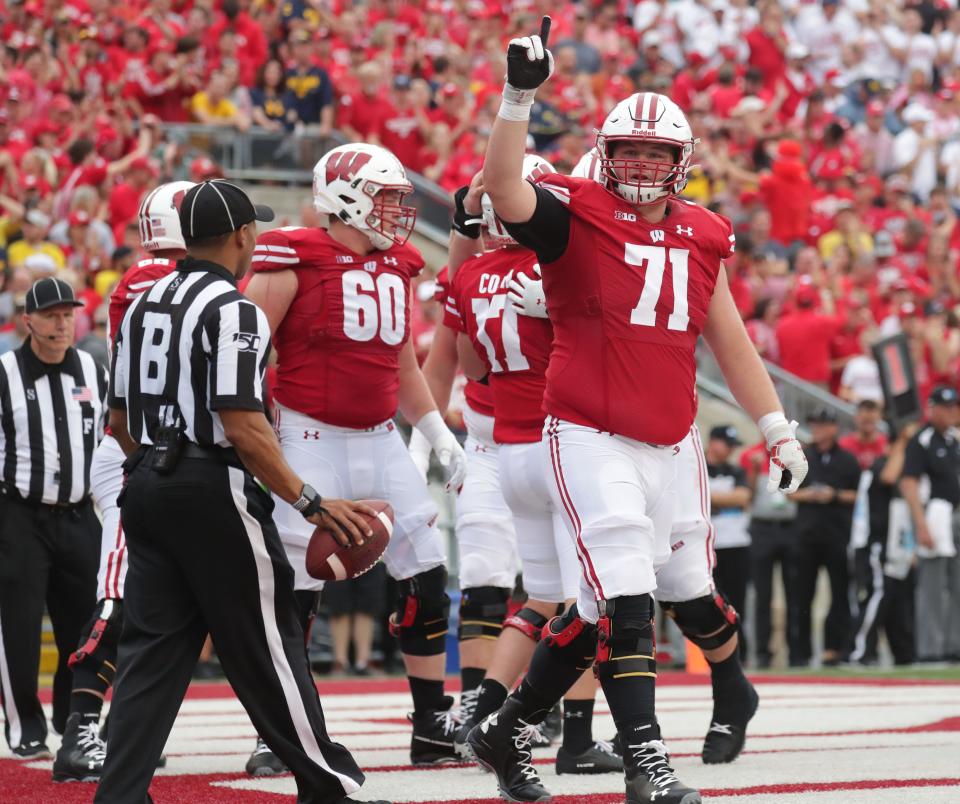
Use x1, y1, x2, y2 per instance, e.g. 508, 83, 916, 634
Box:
305, 500, 393, 581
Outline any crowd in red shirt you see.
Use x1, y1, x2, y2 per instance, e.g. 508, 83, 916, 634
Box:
1, 0, 960, 401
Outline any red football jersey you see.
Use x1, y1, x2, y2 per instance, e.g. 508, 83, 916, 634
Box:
445, 248, 552, 444
108, 257, 177, 342
251, 227, 424, 428
536, 174, 734, 445
435, 266, 494, 417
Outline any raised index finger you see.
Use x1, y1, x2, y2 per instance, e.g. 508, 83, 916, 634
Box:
539, 15, 552, 48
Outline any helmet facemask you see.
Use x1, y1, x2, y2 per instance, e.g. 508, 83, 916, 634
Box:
596, 136, 693, 205
362, 181, 417, 250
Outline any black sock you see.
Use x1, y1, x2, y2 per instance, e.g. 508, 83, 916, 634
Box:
509, 678, 557, 724
562, 699, 594, 753
68, 663, 109, 718
409, 676, 445, 714
471, 678, 508, 724
599, 671, 657, 738
461, 666, 485, 695
708, 647, 751, 719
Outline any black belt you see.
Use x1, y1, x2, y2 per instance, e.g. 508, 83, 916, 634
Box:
179, 443, 242, 465
0, 485, 90, 513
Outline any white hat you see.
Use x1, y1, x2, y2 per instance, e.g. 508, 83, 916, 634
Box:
732, 95, 766, 115
902, 103, 933, 124
786, 41, 809, 59
642, 30, 662, 47
24, 252, 58, 275
25, 209, 51, 229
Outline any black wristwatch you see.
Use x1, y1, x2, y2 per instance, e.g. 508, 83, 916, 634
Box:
293, 484, 323, 519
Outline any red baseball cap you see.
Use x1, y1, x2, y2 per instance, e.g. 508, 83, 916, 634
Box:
866, 100, 884, 116
190, 156, 223, 181
128, 156, 157, 175
69, 210, 92, 227
440, 82, 461, 98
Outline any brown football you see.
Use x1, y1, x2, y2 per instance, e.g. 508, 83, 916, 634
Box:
305, 499, 393, 581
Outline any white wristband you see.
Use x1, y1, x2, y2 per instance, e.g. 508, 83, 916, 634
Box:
758, 411, 794, 447
498, 83, 536, 121
415, 410, 449, 445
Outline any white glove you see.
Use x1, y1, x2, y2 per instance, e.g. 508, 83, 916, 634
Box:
408, 428, 432, 481
506, 265, 547, 319
415, 410, 467, 493
760, 414, 808, 493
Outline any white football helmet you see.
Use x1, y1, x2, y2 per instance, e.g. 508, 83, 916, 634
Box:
138, 181, 195, 252
313, 143, 416, 250
571, 148, 603, 182
481, 154, 556, 248
596, 92, 696, 205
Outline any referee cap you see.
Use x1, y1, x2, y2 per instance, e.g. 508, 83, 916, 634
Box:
929, 386, 959, 406
179, 180, 274, 241
25, 277, 84, 314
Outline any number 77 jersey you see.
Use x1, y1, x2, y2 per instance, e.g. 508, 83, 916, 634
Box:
444, 247, 551, 445
251, 226, 424, 428
534, 173, 736, 446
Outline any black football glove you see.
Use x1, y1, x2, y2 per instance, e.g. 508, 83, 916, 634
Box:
452, 185, 483, 239
506, 16, 554, 93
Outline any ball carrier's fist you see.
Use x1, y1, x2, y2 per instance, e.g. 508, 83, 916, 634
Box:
500, 16, 554, 121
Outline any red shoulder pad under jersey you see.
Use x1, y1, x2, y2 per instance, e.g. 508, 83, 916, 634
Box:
252, 226, 425, 279
109, 257, 177, 339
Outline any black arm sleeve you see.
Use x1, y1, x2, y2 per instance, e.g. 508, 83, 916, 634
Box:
501, 183, 572, 264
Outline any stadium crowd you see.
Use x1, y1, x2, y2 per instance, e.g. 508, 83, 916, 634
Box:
0, 0, 958, 675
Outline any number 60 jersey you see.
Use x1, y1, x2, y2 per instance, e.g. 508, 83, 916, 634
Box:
251, 226, 424, 428
528, 173, 735, 446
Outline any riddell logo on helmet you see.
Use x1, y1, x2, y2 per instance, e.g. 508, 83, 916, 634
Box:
325, 150, 373, 183
630, 129, 659, 136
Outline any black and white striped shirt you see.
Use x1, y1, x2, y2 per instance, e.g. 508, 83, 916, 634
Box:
0, 343, 107, 505
109, 258, 271, 447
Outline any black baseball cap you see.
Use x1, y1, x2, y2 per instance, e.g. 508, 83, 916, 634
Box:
807, 408, 838, 424
25, 277, 84, 314
179, 180, 274, 242
929, 386, 959, 406
709, 425, 742, 446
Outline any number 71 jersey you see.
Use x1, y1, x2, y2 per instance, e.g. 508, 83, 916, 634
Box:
251, 226, 424, 428
535, 173, 735, 446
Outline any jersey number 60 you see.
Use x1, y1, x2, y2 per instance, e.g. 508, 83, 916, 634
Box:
342, 270, 407, 346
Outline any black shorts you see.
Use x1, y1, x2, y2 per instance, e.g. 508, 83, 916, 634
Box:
322, 562, 388, 616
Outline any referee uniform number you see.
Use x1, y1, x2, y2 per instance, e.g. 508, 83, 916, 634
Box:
342, 270, 405, 345
141, 312, 172, 394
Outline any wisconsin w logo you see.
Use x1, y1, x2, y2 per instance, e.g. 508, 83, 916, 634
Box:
326, 150, 373, 183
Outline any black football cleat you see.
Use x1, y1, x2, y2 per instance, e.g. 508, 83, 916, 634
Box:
52, 713, 106, 782
11, 739, 52, 760
624, 739, 701, 804
702, 681, 759, 764
467, 699, 552, 802
409, 697, 460, 765
245, 737, 288, 777
555, 739, 623, 774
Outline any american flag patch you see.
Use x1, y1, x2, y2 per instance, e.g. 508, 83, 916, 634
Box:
72, 387, 93, 402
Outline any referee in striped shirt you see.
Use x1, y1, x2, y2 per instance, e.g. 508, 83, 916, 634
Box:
0, 277, 107, 759
97, 180, 389, 804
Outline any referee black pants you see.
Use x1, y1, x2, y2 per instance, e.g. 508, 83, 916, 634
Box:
0, 494, 99, 750
94, 455, 364, 804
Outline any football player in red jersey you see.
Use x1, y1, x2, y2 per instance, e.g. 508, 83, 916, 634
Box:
411, 260, 523, 740
466, 19, 808, 804
244, 143, 468, 770
570, 150, 759, 766
52, 181, 193, 783
448, 157, 622, 777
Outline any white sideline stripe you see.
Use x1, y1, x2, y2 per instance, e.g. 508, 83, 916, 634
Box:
0, 610, 22, 747
227, 467, 360, 794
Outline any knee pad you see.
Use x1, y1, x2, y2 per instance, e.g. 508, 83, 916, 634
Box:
503, 604, 559, 642
459, 586, 510, 641
660, 591, 739, 651
69, 598, 123, 685
595, 594, 656, 682
390, 566, 451, 656
540, 603, 598, 672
